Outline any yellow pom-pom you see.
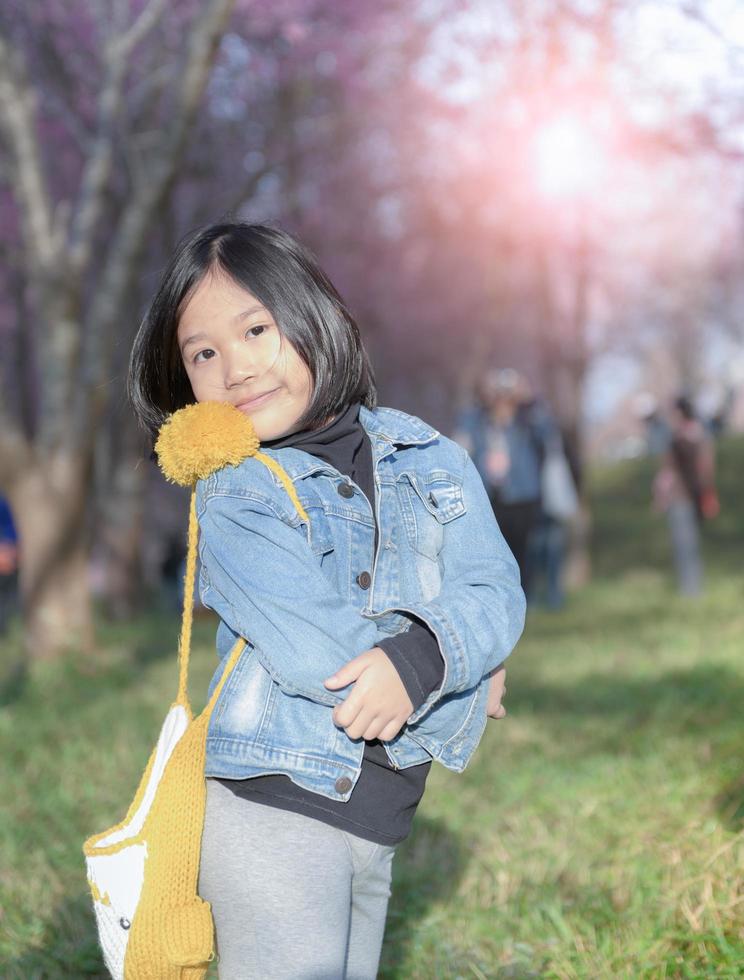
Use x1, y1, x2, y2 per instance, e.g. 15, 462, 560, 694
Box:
155, 402, 260, 486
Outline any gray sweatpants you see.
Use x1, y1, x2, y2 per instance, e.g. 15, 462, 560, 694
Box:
198, 778, 396, 979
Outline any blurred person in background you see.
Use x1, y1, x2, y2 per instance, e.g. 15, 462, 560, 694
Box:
653, 395, 719, 597
0, 496, 19, 635
703, 384, 736, 438
529, 426, 579, 610
454, 368, 552, 594
635, 392, 671, 456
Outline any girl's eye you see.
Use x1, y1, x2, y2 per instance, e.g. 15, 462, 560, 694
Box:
193, 323, 268, 364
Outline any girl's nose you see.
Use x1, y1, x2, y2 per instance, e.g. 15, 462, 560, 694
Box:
224, 355, 258, 389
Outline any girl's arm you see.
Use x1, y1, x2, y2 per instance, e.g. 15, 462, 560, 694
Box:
380, 450, 526, 724
197, 471, 390, 706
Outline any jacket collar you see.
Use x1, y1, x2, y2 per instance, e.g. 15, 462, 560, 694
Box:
260, 405, 439, 482
358, 405, 439, 447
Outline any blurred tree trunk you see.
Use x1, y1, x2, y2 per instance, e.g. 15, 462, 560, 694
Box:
10, 451, 93, 657
93, 407, 149, 619
0, 0, 235, 658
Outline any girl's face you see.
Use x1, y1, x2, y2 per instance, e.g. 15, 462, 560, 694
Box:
177, 271, 313, 441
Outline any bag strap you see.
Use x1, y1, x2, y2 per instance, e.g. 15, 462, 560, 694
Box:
175, 451, 308, 709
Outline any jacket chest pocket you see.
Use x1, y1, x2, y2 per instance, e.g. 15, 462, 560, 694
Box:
294, 487, 336, 561
398, 472, 467, 559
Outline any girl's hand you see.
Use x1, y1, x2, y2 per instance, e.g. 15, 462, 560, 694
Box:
324, 649, 414, 742
486, 664, 506, 719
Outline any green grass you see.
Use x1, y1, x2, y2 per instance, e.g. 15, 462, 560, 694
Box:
2, 440, 744, 978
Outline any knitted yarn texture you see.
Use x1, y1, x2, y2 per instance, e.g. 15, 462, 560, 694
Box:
83, 402, 306, 979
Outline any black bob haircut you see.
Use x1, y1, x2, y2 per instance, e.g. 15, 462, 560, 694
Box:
128, 221, 377, 442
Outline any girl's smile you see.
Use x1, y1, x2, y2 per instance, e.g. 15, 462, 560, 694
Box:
234, 386, 281, 412
177, 270, 313, 441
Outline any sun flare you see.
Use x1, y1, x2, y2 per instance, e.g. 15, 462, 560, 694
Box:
532, 114, 607, 199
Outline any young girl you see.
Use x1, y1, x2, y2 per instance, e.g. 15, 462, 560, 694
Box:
128, 222, 525, 979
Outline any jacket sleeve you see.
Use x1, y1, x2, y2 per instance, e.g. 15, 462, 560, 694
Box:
384, 450, 526, 724
196, 480, 388, 707
376, 620, 444, 712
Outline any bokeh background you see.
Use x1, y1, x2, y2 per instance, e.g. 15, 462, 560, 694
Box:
1, 2, 743, 976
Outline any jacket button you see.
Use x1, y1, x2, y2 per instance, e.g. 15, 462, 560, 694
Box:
356, 571, 371, 590
335, 776, 352, 793
337, 483, 355, 498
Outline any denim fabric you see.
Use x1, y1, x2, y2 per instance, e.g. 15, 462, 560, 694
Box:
196, 405, 526, 802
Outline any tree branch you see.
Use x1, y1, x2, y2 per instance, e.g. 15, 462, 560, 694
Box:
222, 160, 275, 215
68, 0, 170, 277
74, 0, 236, 445
0, 33, 56, 274
116, 0, 171, 59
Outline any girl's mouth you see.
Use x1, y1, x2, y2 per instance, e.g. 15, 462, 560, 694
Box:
235, 387, 280, 411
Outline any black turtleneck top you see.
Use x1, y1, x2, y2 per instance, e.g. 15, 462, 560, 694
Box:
217, 402, 445, 845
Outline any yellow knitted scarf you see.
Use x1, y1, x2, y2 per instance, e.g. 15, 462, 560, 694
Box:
84, 402, 306, 979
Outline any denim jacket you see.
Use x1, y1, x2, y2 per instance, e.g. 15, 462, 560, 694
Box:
196, 405, 526, 803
